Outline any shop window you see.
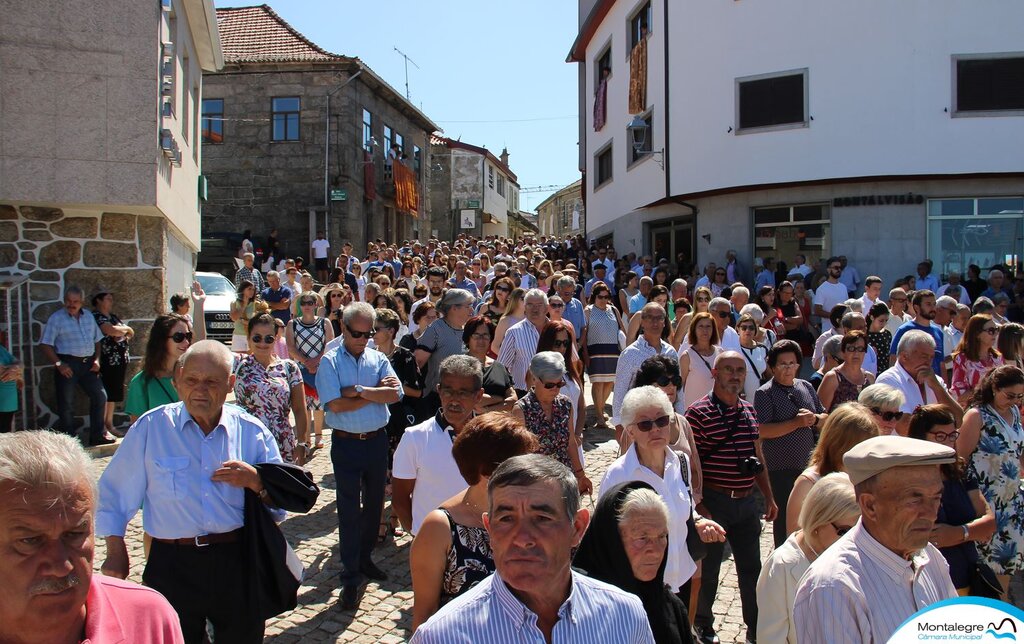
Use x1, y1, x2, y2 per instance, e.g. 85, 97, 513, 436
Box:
753, 203, 830, 267
737, 69, 808, 132
927, 197, 1024, 279
955, 55, 1024, 114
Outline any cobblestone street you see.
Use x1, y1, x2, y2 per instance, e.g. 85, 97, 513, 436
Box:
88, 388, 769, 643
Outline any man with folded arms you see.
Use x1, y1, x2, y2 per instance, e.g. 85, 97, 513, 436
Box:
96, 340, 284, 643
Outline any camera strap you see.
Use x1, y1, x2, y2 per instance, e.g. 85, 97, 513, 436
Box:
695, 397, 758, 464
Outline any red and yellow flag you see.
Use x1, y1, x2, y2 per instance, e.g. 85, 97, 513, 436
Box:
393, 159, 418, 218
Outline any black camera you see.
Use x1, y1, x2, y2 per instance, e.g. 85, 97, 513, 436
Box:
738, 456, 764, 475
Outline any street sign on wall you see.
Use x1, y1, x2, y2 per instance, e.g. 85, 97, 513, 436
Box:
330, 189, 348, 201
465, 199, 480, 208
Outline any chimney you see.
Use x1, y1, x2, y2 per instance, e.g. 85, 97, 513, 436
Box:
499, 147, 509, 167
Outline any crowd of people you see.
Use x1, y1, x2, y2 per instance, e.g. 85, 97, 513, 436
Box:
5, 231, 1024, 643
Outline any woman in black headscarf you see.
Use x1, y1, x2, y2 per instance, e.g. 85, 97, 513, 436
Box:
574, 481, 693, 644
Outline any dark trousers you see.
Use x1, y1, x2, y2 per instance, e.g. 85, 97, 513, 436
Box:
54, 356, 106, 441
695, 487, 762, 634
144, 540, 264, 644
768, 468, 801, 548
331, 429, 388, 586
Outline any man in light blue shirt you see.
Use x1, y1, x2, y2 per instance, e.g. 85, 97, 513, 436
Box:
629, 276, 653, 315
96, 340, 283, 642
556, 276, 586, 341
316, 302, 402, 610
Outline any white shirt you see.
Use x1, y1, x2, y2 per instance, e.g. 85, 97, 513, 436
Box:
719, 325, 742, 352
885, 311, 912, 338
943, 325, 963, 363
600, 445, 696, 592
813, 281, 849, 333
391, 415, 468, 535
756, 532, 809, 644
860, 294, 879, 312
611, 336, 679, 426
497, 319, 542, 391
793, 520, 956, 644
875, 360, 947, 413
792, 264, 812, 278
311, 238, 330, 259
937, 283, 971, 305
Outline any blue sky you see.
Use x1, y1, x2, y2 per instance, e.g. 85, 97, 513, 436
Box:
214, 0, 581, 211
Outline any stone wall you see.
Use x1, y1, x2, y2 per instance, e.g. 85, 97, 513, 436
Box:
0, 204, 168, 431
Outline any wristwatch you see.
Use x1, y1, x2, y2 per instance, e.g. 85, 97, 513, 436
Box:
54, 360, 62, 367
962, 524, 970, 542
354, 384, 365, 394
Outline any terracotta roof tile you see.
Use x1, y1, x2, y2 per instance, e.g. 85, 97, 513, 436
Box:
216, 5, 346, 64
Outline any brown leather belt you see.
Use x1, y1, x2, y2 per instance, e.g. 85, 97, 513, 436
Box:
152, 528, 243, 547
333, 428, 382, 441
704, 483, 754, 499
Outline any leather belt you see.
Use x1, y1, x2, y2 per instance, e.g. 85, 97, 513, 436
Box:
704, 483, 754, 499
152, 528, 243, 547
332, 428, 382, 441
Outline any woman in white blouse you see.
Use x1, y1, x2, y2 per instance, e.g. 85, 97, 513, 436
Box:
600, 386, 725, 597
756, 472, 860, 644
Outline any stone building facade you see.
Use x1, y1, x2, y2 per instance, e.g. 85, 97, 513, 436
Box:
536, 180, 585, 238
0, 0, 221, 431
202, 5, 438, 260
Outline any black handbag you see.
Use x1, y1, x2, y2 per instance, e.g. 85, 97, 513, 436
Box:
244, 463, 321, 620
685, 514, 708, 562
969, 561, 1003, 599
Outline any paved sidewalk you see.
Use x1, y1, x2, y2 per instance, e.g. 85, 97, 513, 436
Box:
89, 433, 766, 643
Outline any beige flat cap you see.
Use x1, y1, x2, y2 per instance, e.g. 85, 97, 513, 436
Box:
843, 435, 956, 485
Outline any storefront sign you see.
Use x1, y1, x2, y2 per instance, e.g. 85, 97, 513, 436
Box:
833, 194, 924, 207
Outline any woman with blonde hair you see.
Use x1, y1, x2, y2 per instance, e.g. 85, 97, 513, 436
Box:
757, 472, 860, 643
490, 287, 526, 355
784, 402, 878, 533
673, 286, 713, 349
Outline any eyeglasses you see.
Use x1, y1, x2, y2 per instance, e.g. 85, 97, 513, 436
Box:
738, 324, 756, 332
844, 346, 867, 353
775, 362, 800, 370
982, 327, 998, 335
695, 297, 710, 303
928, 429, 960, 442
549, 302, 565, 309
553, 339, 570, 348
656, 375, 683, 388
469, 332, 491, 341
496, 286, 511, 293
870, 408, 904, 422
250, 334, 277, 344
330, 293, 344, 298
373, 326, 394, 334
634, 415, 671, 432
831, 523, 854, 537
596, 294, 610, 300
1000, 391, 1024, 401
714, 311, 731, 319
540, 379, 565, 389
300, 300, 317, 306
170, 331, 193, 343
347, 328, 375, 339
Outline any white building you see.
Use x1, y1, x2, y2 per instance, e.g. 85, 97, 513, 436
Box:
428, 137, 521, 240
568, 0, 1024, 282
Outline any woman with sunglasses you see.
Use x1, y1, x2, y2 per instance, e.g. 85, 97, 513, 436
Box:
511, 351, 592, 495
784, 402, 877, 534
601, 386, 726, 605
462, 316, 517, 414
478, 276, 513, 327
857, 383, 907, 435
756, 472, 860, 644
951, 314, 1004, 406
710, 267, 728, 298
124, 313, 192, 423
233, 313, 309, 464
229, 280, 257, 353
957, 365, 1024, 594
350, 262, 366, 300
735, 313, 770, 403
678, 311, 722, 411
489, 287, 525, 355
581, 282, 627, 429
908, 404, 997, 596
672, 286, 712, 350
318, 283, 347, 338
537, 320, 585, 455
817, 331, 876, 412
287, 291, 334, 453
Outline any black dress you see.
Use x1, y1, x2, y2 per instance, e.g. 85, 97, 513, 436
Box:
384, 345, 424, 455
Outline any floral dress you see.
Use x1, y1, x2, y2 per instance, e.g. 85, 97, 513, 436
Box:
968, 405, 1024, 575
951, 353, 1004, 401
232, 354, 302, 462
440, 509, 494, 600
515, 391, 573, 468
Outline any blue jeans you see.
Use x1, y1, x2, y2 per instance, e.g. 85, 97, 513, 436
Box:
331, 430, 388, 586
55, 356, 107, 442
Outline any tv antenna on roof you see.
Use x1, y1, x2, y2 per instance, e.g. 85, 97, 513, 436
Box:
393, 47, 420, 101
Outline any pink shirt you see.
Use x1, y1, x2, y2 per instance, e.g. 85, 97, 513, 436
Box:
82, 574, 183, 643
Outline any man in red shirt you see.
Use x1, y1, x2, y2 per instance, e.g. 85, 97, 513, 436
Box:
0, 431, 183, 644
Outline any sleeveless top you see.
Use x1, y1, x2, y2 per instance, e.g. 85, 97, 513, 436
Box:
292, 317, 327, 360
515, 391, 573, 467
683, 345, 722, 411
441, 509, 494, 600
830, 369, 869, 411
586, 306, 619, 346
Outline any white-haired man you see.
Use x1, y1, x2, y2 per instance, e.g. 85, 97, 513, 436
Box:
875, 330, 963, 431
233, 252, 265, 291
498, 288, 550, 398
1, 431, 184, 643
97, 340, 284, 641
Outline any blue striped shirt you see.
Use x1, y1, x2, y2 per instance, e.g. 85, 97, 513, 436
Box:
95, 402, 285, 539
316, 344, 400, 433
40, 308, 104, 357
410, 571, 654, 643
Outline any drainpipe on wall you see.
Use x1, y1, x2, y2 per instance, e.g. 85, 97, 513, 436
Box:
323, 68, 363, 243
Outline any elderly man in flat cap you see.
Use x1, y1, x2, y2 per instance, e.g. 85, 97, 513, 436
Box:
793, 435, 958, 643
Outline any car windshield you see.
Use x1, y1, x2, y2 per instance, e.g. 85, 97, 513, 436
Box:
197, 273, 236, 297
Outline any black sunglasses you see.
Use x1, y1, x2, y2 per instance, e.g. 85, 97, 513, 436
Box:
540, 379, 565, 389
496, 286, 511, 293
250, 334, 277, 345
553, 339, 570, 348
656, 375, 683, 388
549, 302, 565, 309
171, 331, 193, 343
634, 415, 671, 432
831, 522, 853, 537
347, 328, 376, 339
714, 311, 731, 319
870, 408, 904, 422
